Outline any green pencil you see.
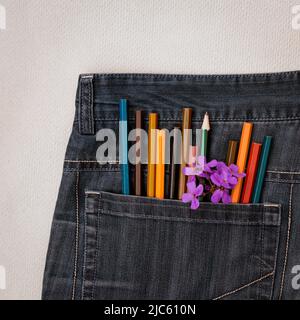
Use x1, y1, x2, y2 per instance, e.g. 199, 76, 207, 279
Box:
199, 113, 210, 201
252, 136, 272, 203
200, 112, 210, 157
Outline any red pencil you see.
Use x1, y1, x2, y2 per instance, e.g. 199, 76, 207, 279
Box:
241, 142, 262, 204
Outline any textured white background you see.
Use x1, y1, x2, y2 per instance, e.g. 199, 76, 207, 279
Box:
0, 0, 300, 300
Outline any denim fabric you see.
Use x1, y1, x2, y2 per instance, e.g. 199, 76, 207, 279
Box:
42, 72, 300, 300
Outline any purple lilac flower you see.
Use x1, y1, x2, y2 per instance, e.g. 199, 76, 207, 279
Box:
187, 175, 196, 183
211, 189, 232, 204
210, 169, 238, 189
182, 180, 204, 210
183, 156, 217, 177
182, 156, 246, 209
217, 162, 245, 179
202, 156, 218, 173
228, 163, 246, 178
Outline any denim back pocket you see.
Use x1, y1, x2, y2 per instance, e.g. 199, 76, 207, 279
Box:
81, 191, 281, 300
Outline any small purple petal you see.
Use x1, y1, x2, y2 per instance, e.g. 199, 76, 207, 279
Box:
229, 164, 247, 178
187, 175, 196, 183
207, 159, 218, 168
229, 164, 239, 173
194, 184, 204, 197
235, 172, 245, 178
228, 176, 237, 183
211, 173, 222, 187
222, 182, 231, 189
222, 191, 232, 204
217, 161, 227, 170
182, 193, 193, 203
211, 189, 223, 203
228, 176, 238, 187
197, 155, 205, 167
191, 198, 200, 210
199, 172, 210, 179
183, 167, 195, 176
194, 165, 205, 175
186, 180, 196, 193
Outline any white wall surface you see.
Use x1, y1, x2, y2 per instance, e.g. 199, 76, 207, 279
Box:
0, 0, 300, 300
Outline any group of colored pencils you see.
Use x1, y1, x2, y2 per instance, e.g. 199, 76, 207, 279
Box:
145, 108, 210, 200
120, 100, 211, 200
119, 99, 271, 204
228, 122, 272, 204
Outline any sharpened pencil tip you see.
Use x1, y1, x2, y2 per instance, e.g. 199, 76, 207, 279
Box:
202, 112, 210, 131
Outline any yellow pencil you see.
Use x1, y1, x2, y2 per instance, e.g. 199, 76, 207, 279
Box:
231, 122, 253, 203
155, 130, 166, 199
147, 113, 158, 197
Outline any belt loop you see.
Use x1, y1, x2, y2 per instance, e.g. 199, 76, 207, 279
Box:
78, 74, 95, 135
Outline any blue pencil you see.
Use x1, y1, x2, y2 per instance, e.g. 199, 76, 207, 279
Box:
252, 136, 272, 203
119, 99, 130, 195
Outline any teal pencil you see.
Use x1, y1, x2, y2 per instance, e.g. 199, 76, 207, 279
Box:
119, 99, 130, 195
252, 136, 272, 203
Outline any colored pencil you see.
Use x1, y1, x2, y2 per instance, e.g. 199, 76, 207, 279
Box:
231, 122, 253, 203
147, 113, 158, 197
226, 140, 238, 165
169, 127, 181, 199
135, 110, 142, 196
252, 136, 272, 203
155, 130, 166, 199
178, 108, 192, 199
200, 112, 210, 157
119, 99, 130, 195
241, 142, 262, 203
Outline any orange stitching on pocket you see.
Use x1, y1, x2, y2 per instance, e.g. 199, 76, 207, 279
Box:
213, 272, 274, 300
71, 171, 80, 300
279, 183, 294, 299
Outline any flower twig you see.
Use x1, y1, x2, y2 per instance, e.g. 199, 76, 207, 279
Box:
182, 156, 246, 210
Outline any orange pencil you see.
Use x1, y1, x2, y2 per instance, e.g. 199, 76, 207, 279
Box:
155, 130, 166, 199
147, 113, 158, 197
231, 122, 253, 203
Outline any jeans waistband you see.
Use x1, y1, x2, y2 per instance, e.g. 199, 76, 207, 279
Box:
75, 71, 300, 135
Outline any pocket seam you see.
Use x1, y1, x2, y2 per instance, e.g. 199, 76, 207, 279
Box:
95, 191, 281, 226
99, 209, 278, 226
82, 192, 101, 300
212, 271, 274, 300
258, 208, 265, 299
279, 183, 294, 300
100, 194, 279, 211
269, 204, 281, 300
71, 171, 80, 301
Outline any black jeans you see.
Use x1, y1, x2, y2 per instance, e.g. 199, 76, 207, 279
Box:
42, 72, 300, 300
